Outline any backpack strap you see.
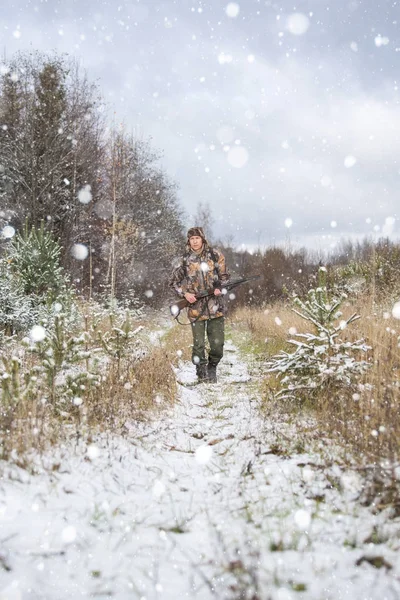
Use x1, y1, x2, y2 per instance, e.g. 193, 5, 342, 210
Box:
209, 247, 222, 285
182, 252, 189, 275
209, 247, 218, 266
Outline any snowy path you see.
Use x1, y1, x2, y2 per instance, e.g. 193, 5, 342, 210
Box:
1, 340, 400, 600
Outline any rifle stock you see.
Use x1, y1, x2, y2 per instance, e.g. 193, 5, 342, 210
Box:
169, 275, 260, 317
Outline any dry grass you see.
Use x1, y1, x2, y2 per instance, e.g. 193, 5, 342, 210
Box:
332, 296, 400, 464
0, 305, 181, 464
161, 322, 193, 365
232, 304, 312, 356
84, 347, 177, 428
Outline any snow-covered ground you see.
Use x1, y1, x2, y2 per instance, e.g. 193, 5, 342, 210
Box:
1, 339, 399, 599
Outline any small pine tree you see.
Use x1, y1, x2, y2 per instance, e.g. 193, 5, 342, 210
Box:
28, 313, 100, 408
9, 221, 67, 300
266, 267, 370, 402
0, 258, 37, 335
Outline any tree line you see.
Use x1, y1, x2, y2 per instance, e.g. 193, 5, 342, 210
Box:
0, 50, 184, 304
1, 50, 399, 310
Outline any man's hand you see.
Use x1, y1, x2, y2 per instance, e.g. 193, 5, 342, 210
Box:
184, 292, 197, 303
213, 288, 222, 296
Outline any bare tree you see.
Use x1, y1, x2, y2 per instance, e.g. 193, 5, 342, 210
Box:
194, 201, 214, 244
87, 128, 184, 303
0, 51, 105, 252
0, 51, 185, 304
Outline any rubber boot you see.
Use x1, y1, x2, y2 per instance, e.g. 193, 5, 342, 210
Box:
196, 364, 208, 382
207, 362, 217, 383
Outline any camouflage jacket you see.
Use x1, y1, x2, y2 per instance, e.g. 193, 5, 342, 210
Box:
169, 246, 230, 321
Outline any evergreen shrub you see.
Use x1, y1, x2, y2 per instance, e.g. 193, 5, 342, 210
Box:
265, 268, 370, 403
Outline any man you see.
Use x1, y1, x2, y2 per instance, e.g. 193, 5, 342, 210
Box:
169, 227, 230, 383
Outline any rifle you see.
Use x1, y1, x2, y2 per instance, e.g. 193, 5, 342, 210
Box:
169, 275, 261, 318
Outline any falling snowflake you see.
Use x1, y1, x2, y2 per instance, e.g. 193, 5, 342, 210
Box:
375, 35, 389, 47
61, 526, 77, 544
195, 445, 213, 464
392, 301, 400, 319
218, 53, 233, 65
77, 184, 92, 205
225, 3, 240, 18
30, 325, 46, 343
344, 155, 357, 168
71, 244, 89, 260
227, 146, 249, 168
383, 216, 395, 235
286, 13, 310, 35
53, 302, 63, 313
170, 304, 179, 316
294, 509, 311, 530
87, 444, 100, 459
302, 467, 314, 482
1, 225, 15, 239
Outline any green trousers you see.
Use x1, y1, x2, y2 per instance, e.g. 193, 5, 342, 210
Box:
191, 317, 225, 366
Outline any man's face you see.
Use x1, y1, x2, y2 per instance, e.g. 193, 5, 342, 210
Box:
189, 236, 203, 251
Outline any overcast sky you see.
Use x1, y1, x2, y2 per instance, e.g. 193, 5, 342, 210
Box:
1, 0, 399, 251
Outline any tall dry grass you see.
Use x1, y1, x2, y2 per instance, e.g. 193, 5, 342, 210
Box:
335, 297, 400, 465
0, 307, 180, 465
232, 303, 312, 357
161, 322, 193, 365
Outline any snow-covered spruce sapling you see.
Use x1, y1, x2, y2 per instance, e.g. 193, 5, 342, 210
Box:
0, 356, 42, 446
0, 258, 37, 336
9, 221, 68, 301
265, 267, 370, 402
1, 356, 40, 406
95, 310, 144, 375
28, 314, 101, 410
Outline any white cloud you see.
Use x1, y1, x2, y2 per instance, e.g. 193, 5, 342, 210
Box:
3, 0, 399, 248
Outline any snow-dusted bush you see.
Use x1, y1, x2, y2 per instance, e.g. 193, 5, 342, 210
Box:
9, 221, 67, 299
27, 313, 102, 409
0, 223, 77, 337
95, 310, 144, 361
333, 241, 400, 299
266, 268, 370, 402
0, 258, 37, 335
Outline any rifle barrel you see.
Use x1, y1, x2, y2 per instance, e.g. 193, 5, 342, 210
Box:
169, 275, 260, 317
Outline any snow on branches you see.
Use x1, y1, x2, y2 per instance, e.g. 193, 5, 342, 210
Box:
266, 267, 371, 402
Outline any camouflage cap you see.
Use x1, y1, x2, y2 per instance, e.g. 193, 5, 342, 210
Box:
187, 227, 206, 240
